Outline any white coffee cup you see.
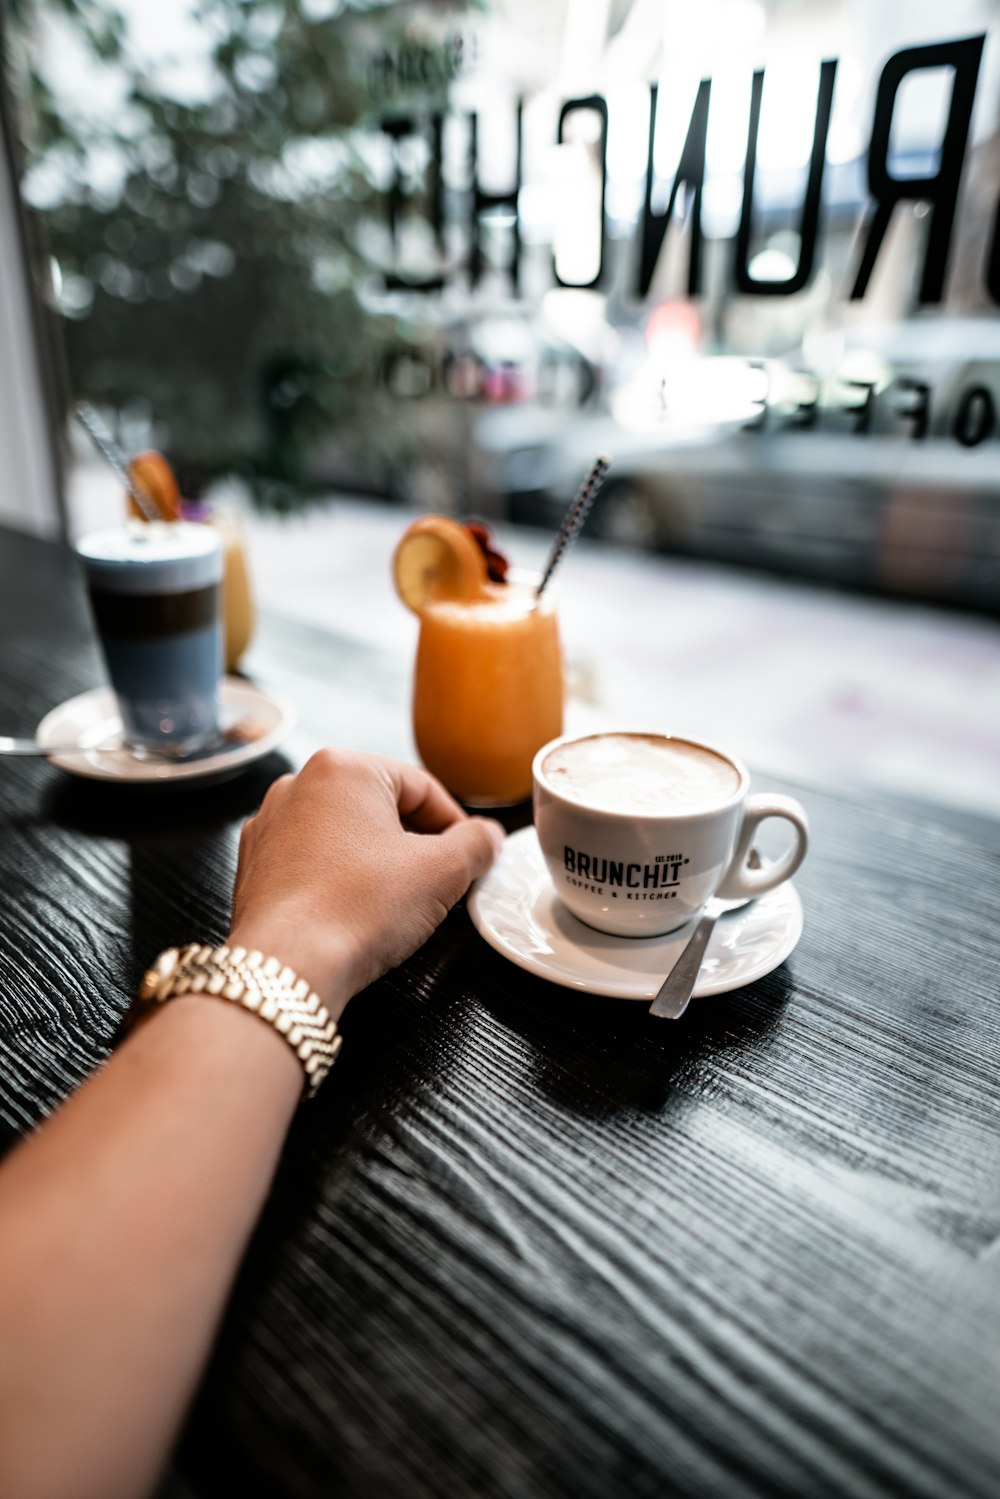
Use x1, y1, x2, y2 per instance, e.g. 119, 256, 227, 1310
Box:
532, 731, 809, 938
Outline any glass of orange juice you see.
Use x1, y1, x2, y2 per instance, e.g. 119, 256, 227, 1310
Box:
181, 499, 255, 671
394, 518, 563, 806
208, 501, 255, 672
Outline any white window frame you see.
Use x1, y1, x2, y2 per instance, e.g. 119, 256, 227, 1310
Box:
0, 62, 63, 538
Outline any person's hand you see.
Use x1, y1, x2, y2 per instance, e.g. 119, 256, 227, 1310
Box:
227, 749, 504, 1016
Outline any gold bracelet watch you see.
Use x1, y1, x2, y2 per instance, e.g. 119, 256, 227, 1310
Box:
130, 943, 342, 1098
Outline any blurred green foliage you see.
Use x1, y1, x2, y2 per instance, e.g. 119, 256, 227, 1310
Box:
4, 0, 469, 507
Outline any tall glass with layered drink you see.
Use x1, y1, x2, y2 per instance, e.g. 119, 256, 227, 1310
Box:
394, 518, 563, 806
77, 520, 223, 752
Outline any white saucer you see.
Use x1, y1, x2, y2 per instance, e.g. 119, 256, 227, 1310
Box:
36, 678, 295, 786
467, 826, 803, 1001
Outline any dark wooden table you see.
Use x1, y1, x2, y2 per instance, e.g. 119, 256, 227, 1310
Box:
2, 524, 999, 1499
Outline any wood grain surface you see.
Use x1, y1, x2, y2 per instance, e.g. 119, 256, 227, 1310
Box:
0, 526, 998, 1499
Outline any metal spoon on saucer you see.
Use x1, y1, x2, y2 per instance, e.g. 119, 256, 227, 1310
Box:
649, 849, 764, 1020
0, 718, 270, 762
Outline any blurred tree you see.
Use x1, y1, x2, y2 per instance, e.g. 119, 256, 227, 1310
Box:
3, 0, 470, 507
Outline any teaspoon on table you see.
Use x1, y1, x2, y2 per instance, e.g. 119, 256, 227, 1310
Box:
648, 849, 763, 1021
0, 719, 269, 763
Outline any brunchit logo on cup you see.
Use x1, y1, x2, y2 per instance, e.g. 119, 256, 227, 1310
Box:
532, 731, 809, 938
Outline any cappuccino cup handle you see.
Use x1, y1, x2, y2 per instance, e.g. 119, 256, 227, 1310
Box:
715, 794, 809, 901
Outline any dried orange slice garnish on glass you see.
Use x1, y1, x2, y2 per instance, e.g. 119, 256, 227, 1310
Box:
392, 514, 491, 615
126, 450, 182, 523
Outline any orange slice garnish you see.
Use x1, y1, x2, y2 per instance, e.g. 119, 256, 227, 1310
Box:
392, 514, 491, 615
126, 450, 182, 522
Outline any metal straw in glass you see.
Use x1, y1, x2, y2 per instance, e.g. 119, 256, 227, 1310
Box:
535, 454, 611, 601
74, 402, 160, 523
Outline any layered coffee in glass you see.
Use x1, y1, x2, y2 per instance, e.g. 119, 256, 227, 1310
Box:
77, 521, 223, 752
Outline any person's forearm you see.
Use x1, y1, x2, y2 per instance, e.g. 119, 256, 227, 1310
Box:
0, 749, 502, 1499
0, 991, 312, 1499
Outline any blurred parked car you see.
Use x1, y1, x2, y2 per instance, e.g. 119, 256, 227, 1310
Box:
311, 301, 598, 510
468, 320, 1000, 613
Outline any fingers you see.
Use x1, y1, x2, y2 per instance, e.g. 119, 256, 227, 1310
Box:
259, 771, 296, 813
378, 757, 469, 834
235, 771, 294, 883
417, 816, 505, 907
299, 749, 466, 834
229, 746, 506, 1007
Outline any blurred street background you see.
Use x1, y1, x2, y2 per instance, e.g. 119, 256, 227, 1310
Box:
246, 499, 1000, 819
70, 463, 1000, 819
248, 500, 1000, 820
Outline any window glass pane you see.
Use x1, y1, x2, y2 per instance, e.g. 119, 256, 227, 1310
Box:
4, 0, 1000, 611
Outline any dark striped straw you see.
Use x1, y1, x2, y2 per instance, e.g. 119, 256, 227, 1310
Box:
535, 454, 611, 601
74, 401, 160, 523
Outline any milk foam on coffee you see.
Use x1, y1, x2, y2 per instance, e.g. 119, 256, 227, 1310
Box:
543, 734, 740, 814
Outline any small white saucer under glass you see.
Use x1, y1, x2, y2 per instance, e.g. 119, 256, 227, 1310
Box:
36, 677, 295, 786
468, 826, 803, 1001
